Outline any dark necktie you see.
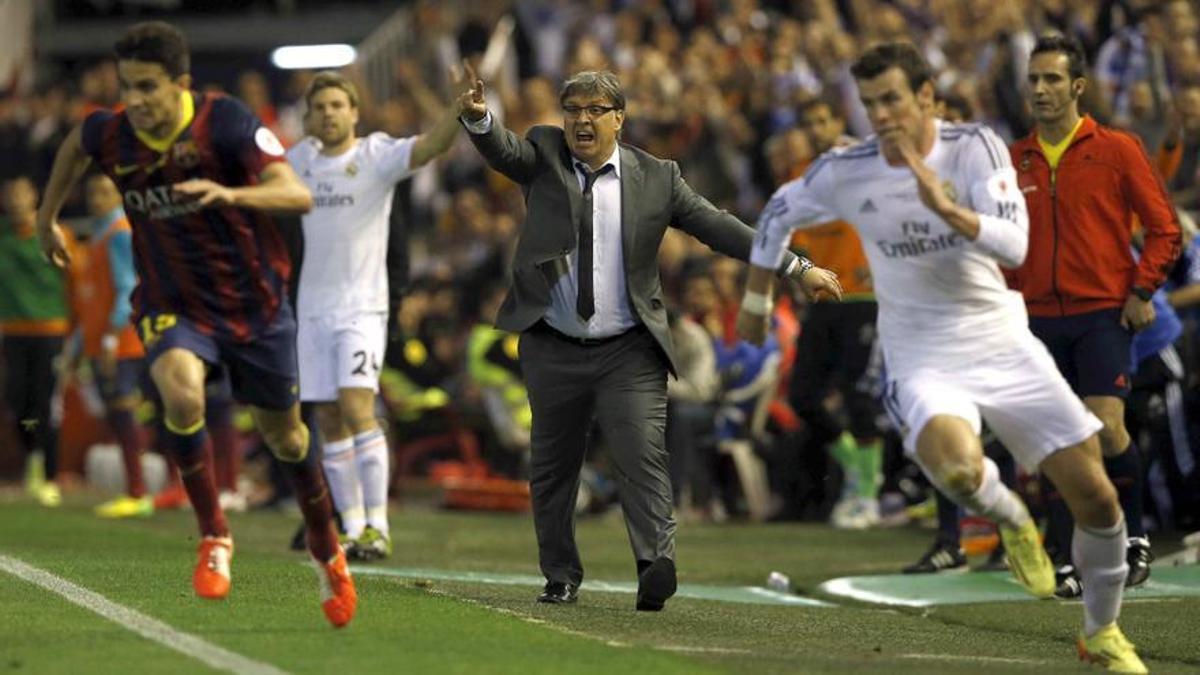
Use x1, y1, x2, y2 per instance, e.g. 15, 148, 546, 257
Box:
576, 162, 613, 321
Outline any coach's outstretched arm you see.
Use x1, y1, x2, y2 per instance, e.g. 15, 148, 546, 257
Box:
36, 125, 92, 268
172, 161, 313, 215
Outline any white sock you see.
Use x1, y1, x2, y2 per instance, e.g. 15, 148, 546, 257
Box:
1074, 517, 1128, 636
321, 438, 365, 538
354, 428, 390, 537
928, 456, 1031, 528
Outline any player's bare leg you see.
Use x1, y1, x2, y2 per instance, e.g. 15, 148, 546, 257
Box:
254, 404, 357, 628
338, 387, 390, 559
914, 415, 1054, 597
1042, 440, 1146, 672
150, 348, 230, 599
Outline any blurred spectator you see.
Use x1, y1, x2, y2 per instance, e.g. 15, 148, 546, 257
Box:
1156, 83, 1200, 213
237, 70, 286, 143
1094, 2, 1172, 128
466, 282, 529, 478
0, 176, 71, 506
666, 271, 721, 517
63, 174, 152, 519
784, 97, 883, 528
1126, 287, 1198, 532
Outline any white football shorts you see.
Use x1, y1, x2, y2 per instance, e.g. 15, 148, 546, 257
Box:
297, 312, 388, 402
880, 332, 1103, 469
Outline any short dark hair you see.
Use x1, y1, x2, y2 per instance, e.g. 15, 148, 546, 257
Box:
1030, 34, 1087, 81
114, 21, 190, 78
798, 97, 841, 120
936, 91, 973, 121
850, 42, 932, 93
559, 71, 625, 111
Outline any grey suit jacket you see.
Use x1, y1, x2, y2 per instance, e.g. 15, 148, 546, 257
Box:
468, 119, 795, 374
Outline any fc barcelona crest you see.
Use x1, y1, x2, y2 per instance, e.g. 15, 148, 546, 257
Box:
174, 140, 200, 169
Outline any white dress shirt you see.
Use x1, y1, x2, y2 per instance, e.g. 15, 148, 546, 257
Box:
463, 112, 638, 338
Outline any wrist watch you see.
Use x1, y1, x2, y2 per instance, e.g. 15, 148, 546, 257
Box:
796, 257, 816, 278
1131, 286, 1153, 302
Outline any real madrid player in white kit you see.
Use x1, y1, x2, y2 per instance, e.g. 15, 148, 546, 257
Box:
288, 71, 462, 559
738, 44, 1145, 672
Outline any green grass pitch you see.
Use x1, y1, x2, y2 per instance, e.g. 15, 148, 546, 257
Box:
1, 494, 1198, 673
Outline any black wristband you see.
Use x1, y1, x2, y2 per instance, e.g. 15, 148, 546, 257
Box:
1131, 286, 1153, 302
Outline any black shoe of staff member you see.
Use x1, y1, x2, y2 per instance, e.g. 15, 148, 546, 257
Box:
537, 581, 579, 604
636, 557, 677, 611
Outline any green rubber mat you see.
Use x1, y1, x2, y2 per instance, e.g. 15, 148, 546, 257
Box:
818, 564, 1200, 606
351, 565, 833, 607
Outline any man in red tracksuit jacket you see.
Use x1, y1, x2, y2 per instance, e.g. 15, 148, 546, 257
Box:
1009, 35, 1182, 600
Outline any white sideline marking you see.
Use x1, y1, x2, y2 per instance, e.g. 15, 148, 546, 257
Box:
0, 553, 288, 675
819, 577, 931, 607
744, 586, 820, 605
407, 580, 752, 658
658, 645, 752, 655
898, 653, 1052, 665
353, 565, 832, 607
417, 584, 632, 647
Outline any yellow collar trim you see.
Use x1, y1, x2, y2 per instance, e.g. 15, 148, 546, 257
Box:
1037, 117, 1084, 157
133, 91, 195, 153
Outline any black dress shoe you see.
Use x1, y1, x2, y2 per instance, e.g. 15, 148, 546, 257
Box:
636, 557, 676, 611
537, 581, 579, 604
1126, 537, 1154, 588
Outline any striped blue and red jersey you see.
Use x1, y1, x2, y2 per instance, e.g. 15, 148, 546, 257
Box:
80, 91, 292, 343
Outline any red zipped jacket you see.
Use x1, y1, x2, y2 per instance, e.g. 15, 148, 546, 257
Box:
1007, 116, 1181, 317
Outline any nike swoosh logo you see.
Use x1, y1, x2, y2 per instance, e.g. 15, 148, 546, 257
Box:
115, 153, 170, 176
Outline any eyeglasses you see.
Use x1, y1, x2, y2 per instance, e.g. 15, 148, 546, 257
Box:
562, 104, 619, 119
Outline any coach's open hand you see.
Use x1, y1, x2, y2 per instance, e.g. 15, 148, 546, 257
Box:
793, 264, 843, 303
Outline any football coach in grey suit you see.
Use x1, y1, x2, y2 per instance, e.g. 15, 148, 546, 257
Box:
457, 65, 842, 611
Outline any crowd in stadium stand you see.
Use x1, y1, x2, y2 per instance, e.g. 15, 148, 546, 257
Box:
2, 0, 1199, 543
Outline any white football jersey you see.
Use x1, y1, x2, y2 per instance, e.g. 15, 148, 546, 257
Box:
288, 132, 417, 319
751, 120, 1030, 377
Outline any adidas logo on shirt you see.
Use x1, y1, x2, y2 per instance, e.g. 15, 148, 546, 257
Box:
859, 198, 878, 213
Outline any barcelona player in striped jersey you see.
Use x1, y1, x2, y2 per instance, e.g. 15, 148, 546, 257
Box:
35, 21, 356, 628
